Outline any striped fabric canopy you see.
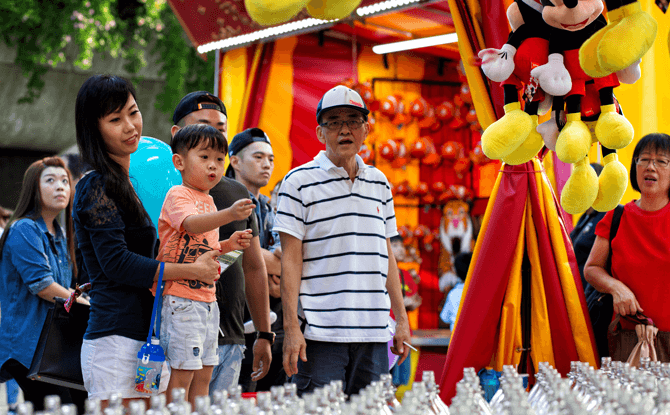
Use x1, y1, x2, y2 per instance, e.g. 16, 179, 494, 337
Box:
438, 156, 599, 404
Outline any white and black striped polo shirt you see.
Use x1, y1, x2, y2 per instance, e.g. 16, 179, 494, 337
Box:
274, 151, 398, 343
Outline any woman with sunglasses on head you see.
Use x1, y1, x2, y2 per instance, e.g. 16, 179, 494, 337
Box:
585, 133, 670, 354
0, 157, 87, 409
73, 75, 222, 404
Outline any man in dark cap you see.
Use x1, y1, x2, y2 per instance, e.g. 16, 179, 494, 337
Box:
227, 128, 286, 392
171, 92, 273, 394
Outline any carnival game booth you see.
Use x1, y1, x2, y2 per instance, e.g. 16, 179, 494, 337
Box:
167, 0, 670, 404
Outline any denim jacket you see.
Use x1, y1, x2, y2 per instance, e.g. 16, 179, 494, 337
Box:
0, 216, 72, 375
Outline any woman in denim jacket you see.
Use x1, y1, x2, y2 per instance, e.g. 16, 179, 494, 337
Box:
0, 156, 87, 409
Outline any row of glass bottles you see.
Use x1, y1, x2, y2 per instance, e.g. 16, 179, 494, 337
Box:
448, 359, 670, 415
11, 371, 451, 415
527, 358, 670, 415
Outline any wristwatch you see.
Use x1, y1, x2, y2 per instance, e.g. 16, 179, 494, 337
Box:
257, 331, 276, 345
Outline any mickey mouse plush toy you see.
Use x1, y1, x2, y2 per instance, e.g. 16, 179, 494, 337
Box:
532, 0, 640, 213
478, 0, 564, 166
479, 0, 655, 214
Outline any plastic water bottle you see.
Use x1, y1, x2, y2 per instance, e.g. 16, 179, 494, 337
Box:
134, 338, 166, 394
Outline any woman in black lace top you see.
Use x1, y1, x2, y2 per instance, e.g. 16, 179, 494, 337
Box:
73, 75, 222, 403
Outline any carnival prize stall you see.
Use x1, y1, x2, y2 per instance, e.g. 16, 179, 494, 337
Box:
165, 0, 670, 404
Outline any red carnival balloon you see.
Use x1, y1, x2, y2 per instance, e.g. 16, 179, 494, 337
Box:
379, 139, 399, 161
441, 141, 463, 161
435, 101, 455, 121
460, 84, 472, 104
414, 182, 429, 197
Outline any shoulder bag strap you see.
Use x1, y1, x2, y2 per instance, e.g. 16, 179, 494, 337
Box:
605, 205, 624, 275
147, 262, 165, 343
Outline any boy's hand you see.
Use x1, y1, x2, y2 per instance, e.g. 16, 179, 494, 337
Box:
227, 199, 255, 221
225, 229, 253, 251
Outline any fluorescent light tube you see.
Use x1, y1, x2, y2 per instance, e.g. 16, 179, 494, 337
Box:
372, 33, 458, 54
356, 0, 422, 16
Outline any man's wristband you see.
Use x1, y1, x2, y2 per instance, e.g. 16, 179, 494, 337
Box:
257, 331, 276, 345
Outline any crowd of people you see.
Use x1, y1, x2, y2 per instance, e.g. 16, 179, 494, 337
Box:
0, 76, 410, 408
2, 72, 669, 409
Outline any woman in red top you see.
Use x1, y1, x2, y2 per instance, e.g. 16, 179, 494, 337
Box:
585, 133, 670, 331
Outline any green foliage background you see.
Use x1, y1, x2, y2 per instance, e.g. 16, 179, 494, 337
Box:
0, 0, 213, 115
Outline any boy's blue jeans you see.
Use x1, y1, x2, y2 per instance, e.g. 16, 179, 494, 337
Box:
291, 340, 388, 396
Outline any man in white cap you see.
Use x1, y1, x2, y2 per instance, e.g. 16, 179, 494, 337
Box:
274, 85, 411, 396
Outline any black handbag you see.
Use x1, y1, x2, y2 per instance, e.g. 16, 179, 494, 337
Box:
27, 296, 89, 391
586, 204, 623, 361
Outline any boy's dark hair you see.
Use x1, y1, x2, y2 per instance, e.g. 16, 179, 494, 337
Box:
454, 252, 473, 282
171, 124, 228, 155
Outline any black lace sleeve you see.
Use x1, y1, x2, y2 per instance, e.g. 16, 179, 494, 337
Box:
74, 172, 158, 288
76, 174, 125, 230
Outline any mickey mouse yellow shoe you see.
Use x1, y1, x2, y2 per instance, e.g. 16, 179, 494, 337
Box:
579, 10, 622, 78
592, 153, 628, 212
502, 115, 544, 165
595, 104, 634, 150
481, 102, 532, 160
561, 157, 599, 215
597, 3, 657, 75
555, 113, 592, 164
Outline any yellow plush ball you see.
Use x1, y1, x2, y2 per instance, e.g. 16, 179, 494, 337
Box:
306, 0, 362, 20
245, 0, 310, 26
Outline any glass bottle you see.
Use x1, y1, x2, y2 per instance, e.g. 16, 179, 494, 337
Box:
422, 371, 449, 415
270, 386, 285, 413
0, 381, 7, 415
83, 400, 101, 415
193, 396, 212, 415
167, 388, 190, 415
239, 398, 258, 415
257, 392, 273, 415
43, 396, 61, 415
211, 390, 229, 414
284, 384, 299, 408
129, 401, 146, 415
16, 402, 34, 415
150, 393, 171, 415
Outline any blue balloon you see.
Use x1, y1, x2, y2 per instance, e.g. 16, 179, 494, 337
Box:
129, 137, 182, 229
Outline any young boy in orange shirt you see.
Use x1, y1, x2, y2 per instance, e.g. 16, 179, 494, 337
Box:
155, 124, 256, 404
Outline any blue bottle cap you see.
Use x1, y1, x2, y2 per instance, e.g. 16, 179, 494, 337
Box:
137, 338, 166, 362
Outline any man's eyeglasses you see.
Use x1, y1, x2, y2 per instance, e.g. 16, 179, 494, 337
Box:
635, 157, 670, 169
320, 119, 365, 131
